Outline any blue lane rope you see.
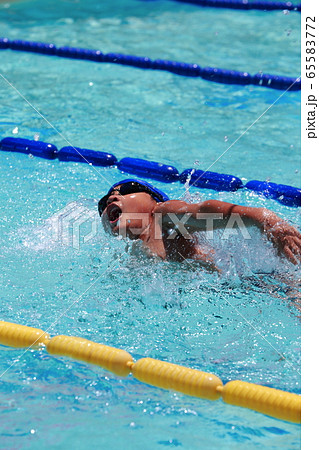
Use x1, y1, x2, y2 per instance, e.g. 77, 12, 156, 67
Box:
0, 137, 301, 207
0, 38, 300, 91
171, 0, 301, 12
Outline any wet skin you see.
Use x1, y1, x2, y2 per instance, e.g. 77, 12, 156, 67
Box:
100, 188, 212, 265
101, 187, 301, 268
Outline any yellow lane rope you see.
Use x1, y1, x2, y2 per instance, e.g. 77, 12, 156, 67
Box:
0, 320, 300, 423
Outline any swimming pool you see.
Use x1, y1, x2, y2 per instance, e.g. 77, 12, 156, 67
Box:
0, 0, 301, 448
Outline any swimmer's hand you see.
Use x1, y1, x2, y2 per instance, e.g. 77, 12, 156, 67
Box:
262, 211, 301, 265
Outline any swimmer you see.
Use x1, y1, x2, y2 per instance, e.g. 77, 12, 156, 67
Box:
98, 179, 301, 271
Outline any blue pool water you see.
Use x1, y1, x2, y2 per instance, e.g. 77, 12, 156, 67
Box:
0, 0, 300, 448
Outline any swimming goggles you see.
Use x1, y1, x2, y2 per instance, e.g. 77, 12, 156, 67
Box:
98, 179, 169, 216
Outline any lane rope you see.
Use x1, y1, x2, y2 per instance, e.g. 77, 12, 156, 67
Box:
0, 320, 301, 423
0, 136, 301, 207
170, 0, 301, 12
0, 38, 301, 91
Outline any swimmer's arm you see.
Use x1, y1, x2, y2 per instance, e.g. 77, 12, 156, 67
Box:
153, 200, 301, 264
153, 199, 266, 230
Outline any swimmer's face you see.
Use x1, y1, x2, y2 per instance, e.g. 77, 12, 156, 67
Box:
100, 186, 157, 238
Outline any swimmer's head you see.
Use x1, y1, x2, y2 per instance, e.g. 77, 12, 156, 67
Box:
98, 179, 169, 238
98, 179, 169, 216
